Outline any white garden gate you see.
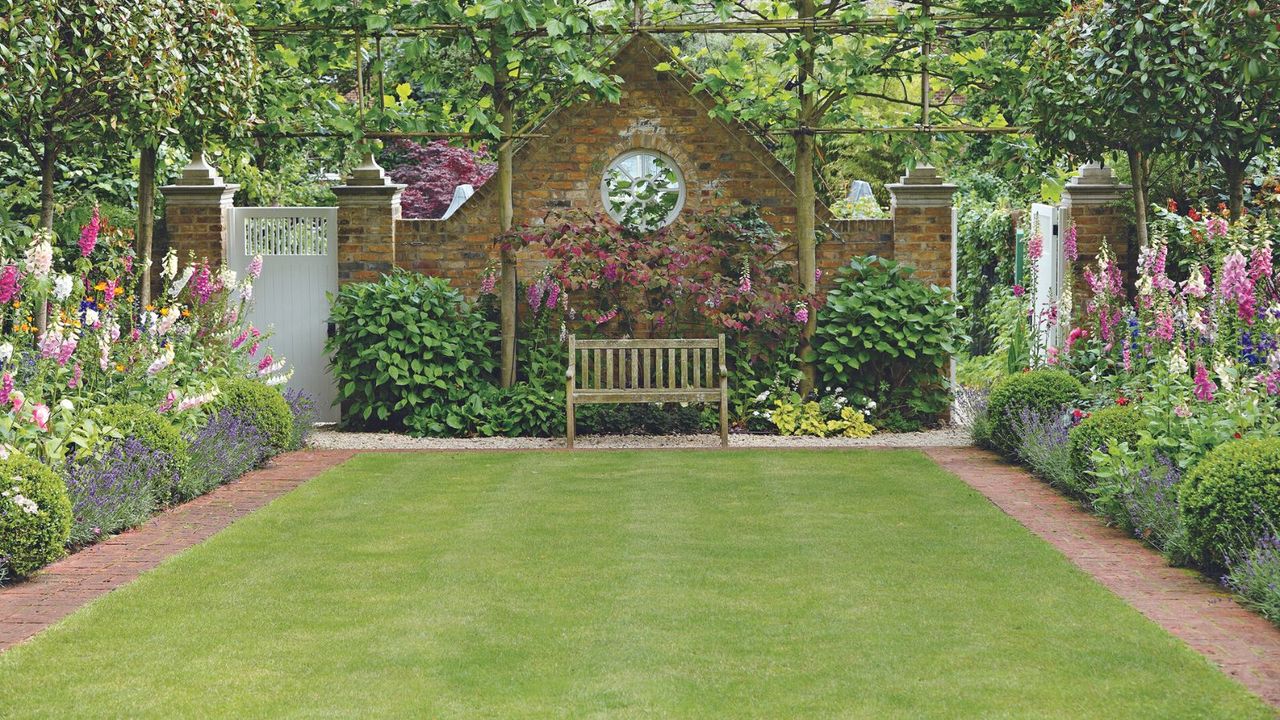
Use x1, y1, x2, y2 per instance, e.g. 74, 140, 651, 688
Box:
229, 207, 339, 422
1029, 203, 1068, 357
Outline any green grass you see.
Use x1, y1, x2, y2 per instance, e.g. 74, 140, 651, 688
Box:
0, 450, 1271, 718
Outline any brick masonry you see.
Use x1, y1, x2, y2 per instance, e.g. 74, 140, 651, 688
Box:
925, 446, 1280, 708
0, 449, 354, 654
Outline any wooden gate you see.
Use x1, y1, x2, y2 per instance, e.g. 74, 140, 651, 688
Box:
229, 207, 339, 422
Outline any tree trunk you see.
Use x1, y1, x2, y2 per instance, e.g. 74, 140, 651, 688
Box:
1127, 148, 1149, 250
137, 143, 158, 309
36, 138, 56, 333
795, 0, 818, 397
1223, 155, 1246, 221
495, 59, 517, 388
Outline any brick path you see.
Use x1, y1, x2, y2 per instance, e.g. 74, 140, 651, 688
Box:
925, 446, 1280, 708
0, 449, 354, 653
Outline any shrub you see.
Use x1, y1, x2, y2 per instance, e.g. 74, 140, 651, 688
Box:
769, 401, 875, 438
986, 369, 1084, 456
0, 452, 72, 577
576, 403, 704, 436
1180, 438, 1280, 568
64, 439, 172, 546
1068, 405, 1142, 481
178, 410, 268, 501
381, 139, 495, 219
815, 256, 966, 429
214, 378, 294, 455
96, 403, 187, 500
327, 270, 498, 435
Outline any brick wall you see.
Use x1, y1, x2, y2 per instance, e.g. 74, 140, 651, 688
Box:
820, 219, 895, 289
891, 206, 953, 288
395, 35, 815, 290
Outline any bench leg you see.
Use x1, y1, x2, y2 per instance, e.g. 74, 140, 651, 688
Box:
719, 380, 729, 448
566, 391, 575, 449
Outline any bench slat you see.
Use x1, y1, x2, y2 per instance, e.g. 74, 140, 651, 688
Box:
573, 390, 722, 404
575, 338, 718, 349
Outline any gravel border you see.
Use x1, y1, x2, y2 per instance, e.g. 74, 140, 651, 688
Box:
310, 427, 972, 451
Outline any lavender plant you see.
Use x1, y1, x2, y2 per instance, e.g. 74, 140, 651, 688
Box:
283, 387, 316, 450
1010, 406, 1076, 490
1119, 454, 1190, 561
178, 410, 267, 501
63, 438, 173, 546
1225, 533, 1280, 625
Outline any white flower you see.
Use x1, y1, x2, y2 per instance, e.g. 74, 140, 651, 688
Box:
83, 308, 100, 327
755, 391, 770, 403
220, 269, 238, 288
0, 342, 12, 364
162, 250, 179, 280
169, 266, 195, 297
866, 400, 877, 410
58, 398, 74, 413
13, 493, 38, 514
24, 233, 53, 279
52, 274, 74, 301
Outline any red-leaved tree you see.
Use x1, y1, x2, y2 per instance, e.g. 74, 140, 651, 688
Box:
382, 139, 496, 219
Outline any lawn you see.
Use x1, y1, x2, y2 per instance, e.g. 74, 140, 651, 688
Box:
0, 449, 1270, 718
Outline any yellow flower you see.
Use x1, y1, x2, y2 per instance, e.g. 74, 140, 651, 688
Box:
94, 281, 107, 292
11, 301, 19, 309
145, 304, 155, 312
115, 363, 125, 372
113, 286, 123, 296
159, 307, 169, 316
181, 309, 191, 318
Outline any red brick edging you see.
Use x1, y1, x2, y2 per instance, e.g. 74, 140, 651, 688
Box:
0, 449, 354, 653
925, 446, 1280, 708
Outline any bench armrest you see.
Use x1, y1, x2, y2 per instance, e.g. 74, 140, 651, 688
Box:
718, 363, 728, 379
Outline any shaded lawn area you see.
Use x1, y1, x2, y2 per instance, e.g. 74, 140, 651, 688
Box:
0, 450, 1270, 718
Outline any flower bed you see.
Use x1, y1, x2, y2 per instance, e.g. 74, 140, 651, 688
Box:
0, 210, 306, 582
969, 206, 1280, 625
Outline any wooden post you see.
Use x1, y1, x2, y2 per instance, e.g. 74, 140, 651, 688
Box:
566, 334, 576, 449
794, 0, 818, 397
495, 43, 517, 388
718, 333, 729, 448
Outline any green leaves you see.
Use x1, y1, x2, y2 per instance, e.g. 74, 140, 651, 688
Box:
326, 269, 499, 435
814, 256, 968, 427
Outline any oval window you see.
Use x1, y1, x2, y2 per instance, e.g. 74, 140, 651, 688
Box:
600, 150, 685, 231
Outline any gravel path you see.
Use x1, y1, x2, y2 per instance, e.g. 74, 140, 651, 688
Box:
309, 427, 971, 451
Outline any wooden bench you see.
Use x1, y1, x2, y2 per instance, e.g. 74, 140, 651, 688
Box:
566, 335, 728, 448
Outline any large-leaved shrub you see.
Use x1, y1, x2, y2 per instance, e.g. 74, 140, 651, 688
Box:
0, 453, 72, 577
328, 270, 498, 435
814, 256, 966, 430
986, 369, 1084, 456
1180, 438, 1280, 568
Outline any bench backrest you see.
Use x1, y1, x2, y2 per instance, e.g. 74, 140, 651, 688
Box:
567, 335, 725, 393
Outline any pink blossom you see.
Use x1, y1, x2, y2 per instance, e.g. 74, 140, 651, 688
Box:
231, 329, 250, 350
248, 255, 264, 280
479, 272, 497, 295
31, 404, 49, 432
68, 364, 82, 390
192, 265, 214, 304
79, 206, 100, 257
1206, 217, 1229, 238
545, 282, 561, 310
1250, 245, 1272, 286
157, 390, 177, 414
527, 280, 545, 312
258, 354, 274, 372
1219, 250, 1254, 323
1046, 346, 1059, 366
0, 373, 13, 406
1153, 312, 1174, 342
1193, 362, 1216, 402
595, 308, 619, 326
1122, 343, 1132, 372
0, 265, 20, 304
1028, 232, 1043, 263
1174, 404, 1192, 418
123, 254, 133, 274
1064, 224, 1078, 263
1012, 284, 1025, 297
1066, 327, 1088, 353
794, 303, 809, 325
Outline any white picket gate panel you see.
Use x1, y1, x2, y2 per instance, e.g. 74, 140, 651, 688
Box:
1029, 203, 1067, 357
230, 207, 339, 422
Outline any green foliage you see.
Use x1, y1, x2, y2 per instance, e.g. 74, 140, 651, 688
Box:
1180, 438, 1280, 569
214, 379, 295, 455
769, 401, 875, 438
815, 256, 966, 429
1067, 405, 1141, 483
328, 270, 498, 436
986, 369, 1085, 456
96, 403, 189, 500
576, 404, 704, 436
171, 0, 259, 146
0, 452, 72, 577
953, 174, 1019, 356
